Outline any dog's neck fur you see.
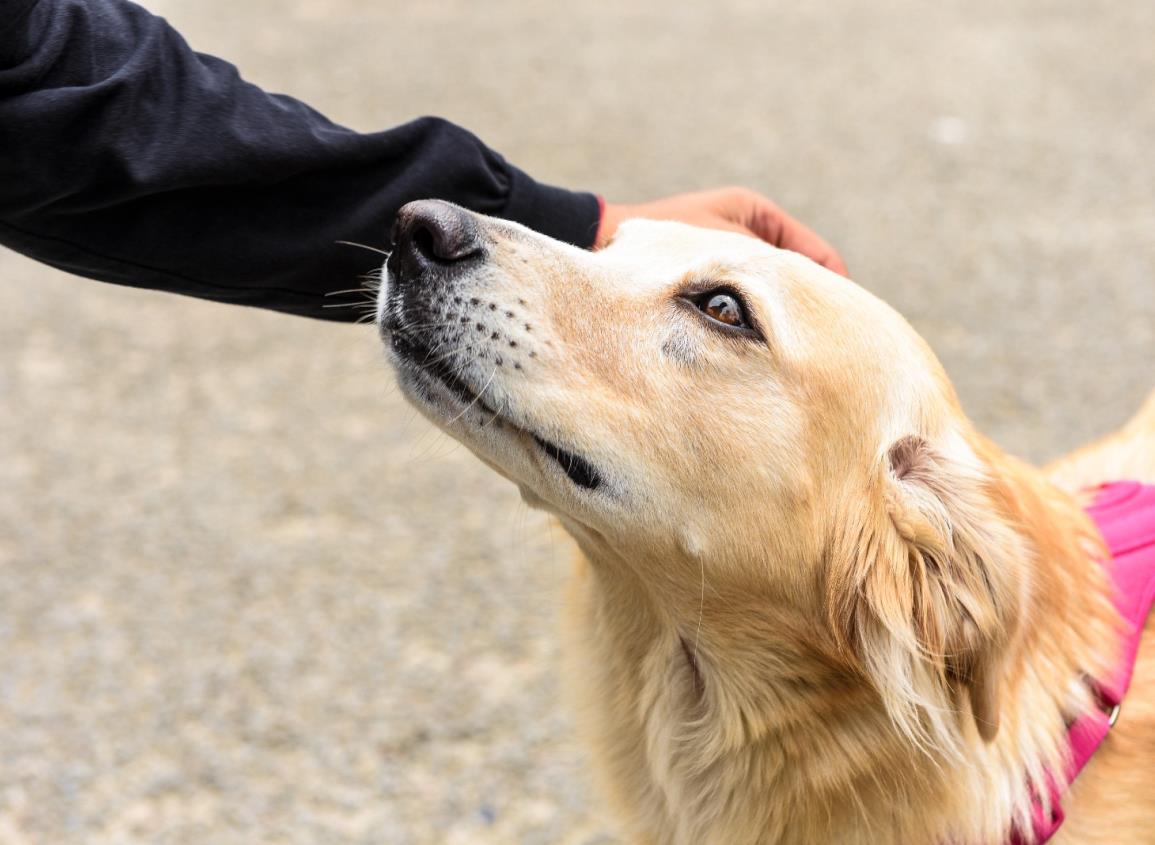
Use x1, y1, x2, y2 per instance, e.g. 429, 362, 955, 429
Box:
565, 449, 1121, 845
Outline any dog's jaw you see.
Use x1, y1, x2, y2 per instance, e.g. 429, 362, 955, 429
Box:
378, 258, 614, 512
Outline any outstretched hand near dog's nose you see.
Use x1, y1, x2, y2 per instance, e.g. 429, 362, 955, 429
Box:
596, 187, 848, 277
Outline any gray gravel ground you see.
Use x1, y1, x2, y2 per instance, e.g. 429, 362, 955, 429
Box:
2, 1, 1154, 843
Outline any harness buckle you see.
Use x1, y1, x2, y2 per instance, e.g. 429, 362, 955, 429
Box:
1107, 703, 1121, 728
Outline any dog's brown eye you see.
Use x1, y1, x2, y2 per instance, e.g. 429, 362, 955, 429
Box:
702, 293, 744, 327
690, 290, 752, 331
679, 286, 759, 338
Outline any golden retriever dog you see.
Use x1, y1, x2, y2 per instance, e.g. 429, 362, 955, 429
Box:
375, 199, 1155, 845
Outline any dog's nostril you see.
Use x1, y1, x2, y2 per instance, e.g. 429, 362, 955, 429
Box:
391, 200, 484, 272
412, 207, 480, 263
411, 222, 438, 262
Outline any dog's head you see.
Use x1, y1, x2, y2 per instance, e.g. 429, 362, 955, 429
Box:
378, 200, 1031, 744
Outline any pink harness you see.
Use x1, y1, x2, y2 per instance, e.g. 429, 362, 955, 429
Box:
1010, 480, 1155, 844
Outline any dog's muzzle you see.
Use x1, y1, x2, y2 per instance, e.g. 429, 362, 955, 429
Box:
383, 199, 484, 330
379, 201, 486, 406
379, 200, 605, 494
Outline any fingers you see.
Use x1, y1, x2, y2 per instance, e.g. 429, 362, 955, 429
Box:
771, 215, 849, 277
738, 192, 849, 277
594, 202, 632, 249
598, 190, 849, 278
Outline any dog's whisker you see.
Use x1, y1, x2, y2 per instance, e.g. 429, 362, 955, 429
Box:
415, 326, 461, 353
407, 424, 464, 466
482, 394, 509, 429
416, 344, 475, 369
692, 555, 706, 669
385, 317, 475, 333
325, 286, 376, 297
446, 365, 498, 426
322, 300, 377, 310
335, 239, 392, 256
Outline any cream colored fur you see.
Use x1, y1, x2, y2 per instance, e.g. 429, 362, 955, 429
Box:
378, 213, 1155, 844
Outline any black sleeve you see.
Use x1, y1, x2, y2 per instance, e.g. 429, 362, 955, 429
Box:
0, 0, 601, 321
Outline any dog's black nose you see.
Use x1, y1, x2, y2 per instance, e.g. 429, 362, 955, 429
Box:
390, 200, 483, 279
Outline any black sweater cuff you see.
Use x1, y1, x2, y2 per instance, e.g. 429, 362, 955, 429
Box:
503, 167, 601, 249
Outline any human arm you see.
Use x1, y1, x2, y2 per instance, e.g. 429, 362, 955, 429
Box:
0, 0, 846, 323
0, 0, 600, 321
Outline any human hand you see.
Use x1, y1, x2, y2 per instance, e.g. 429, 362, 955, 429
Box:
596, 187, 848, 277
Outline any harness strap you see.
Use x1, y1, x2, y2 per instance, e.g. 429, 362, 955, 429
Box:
1011, 480, 1155, 844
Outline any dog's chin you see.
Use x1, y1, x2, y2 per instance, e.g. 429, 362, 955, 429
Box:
389, 332, 498, 415
387, 332, 507, 433
384, 330, 606, 496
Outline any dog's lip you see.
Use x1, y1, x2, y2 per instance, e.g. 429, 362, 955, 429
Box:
389, 330, 603, 492
390, 331, 494, 413
531, 434, 602, 491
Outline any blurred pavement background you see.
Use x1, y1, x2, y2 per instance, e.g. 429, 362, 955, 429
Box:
2, 1, 1153, 842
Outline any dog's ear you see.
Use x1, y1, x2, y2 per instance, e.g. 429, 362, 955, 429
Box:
828, 434, 1025, 745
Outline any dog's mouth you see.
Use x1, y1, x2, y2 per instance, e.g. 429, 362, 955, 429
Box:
390, 332, 603, 492
530, 434, 602, 491
390, 332, 481, 410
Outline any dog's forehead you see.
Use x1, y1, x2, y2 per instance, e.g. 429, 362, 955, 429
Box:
598, 219, 784, 286
609, 218, 776, 255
